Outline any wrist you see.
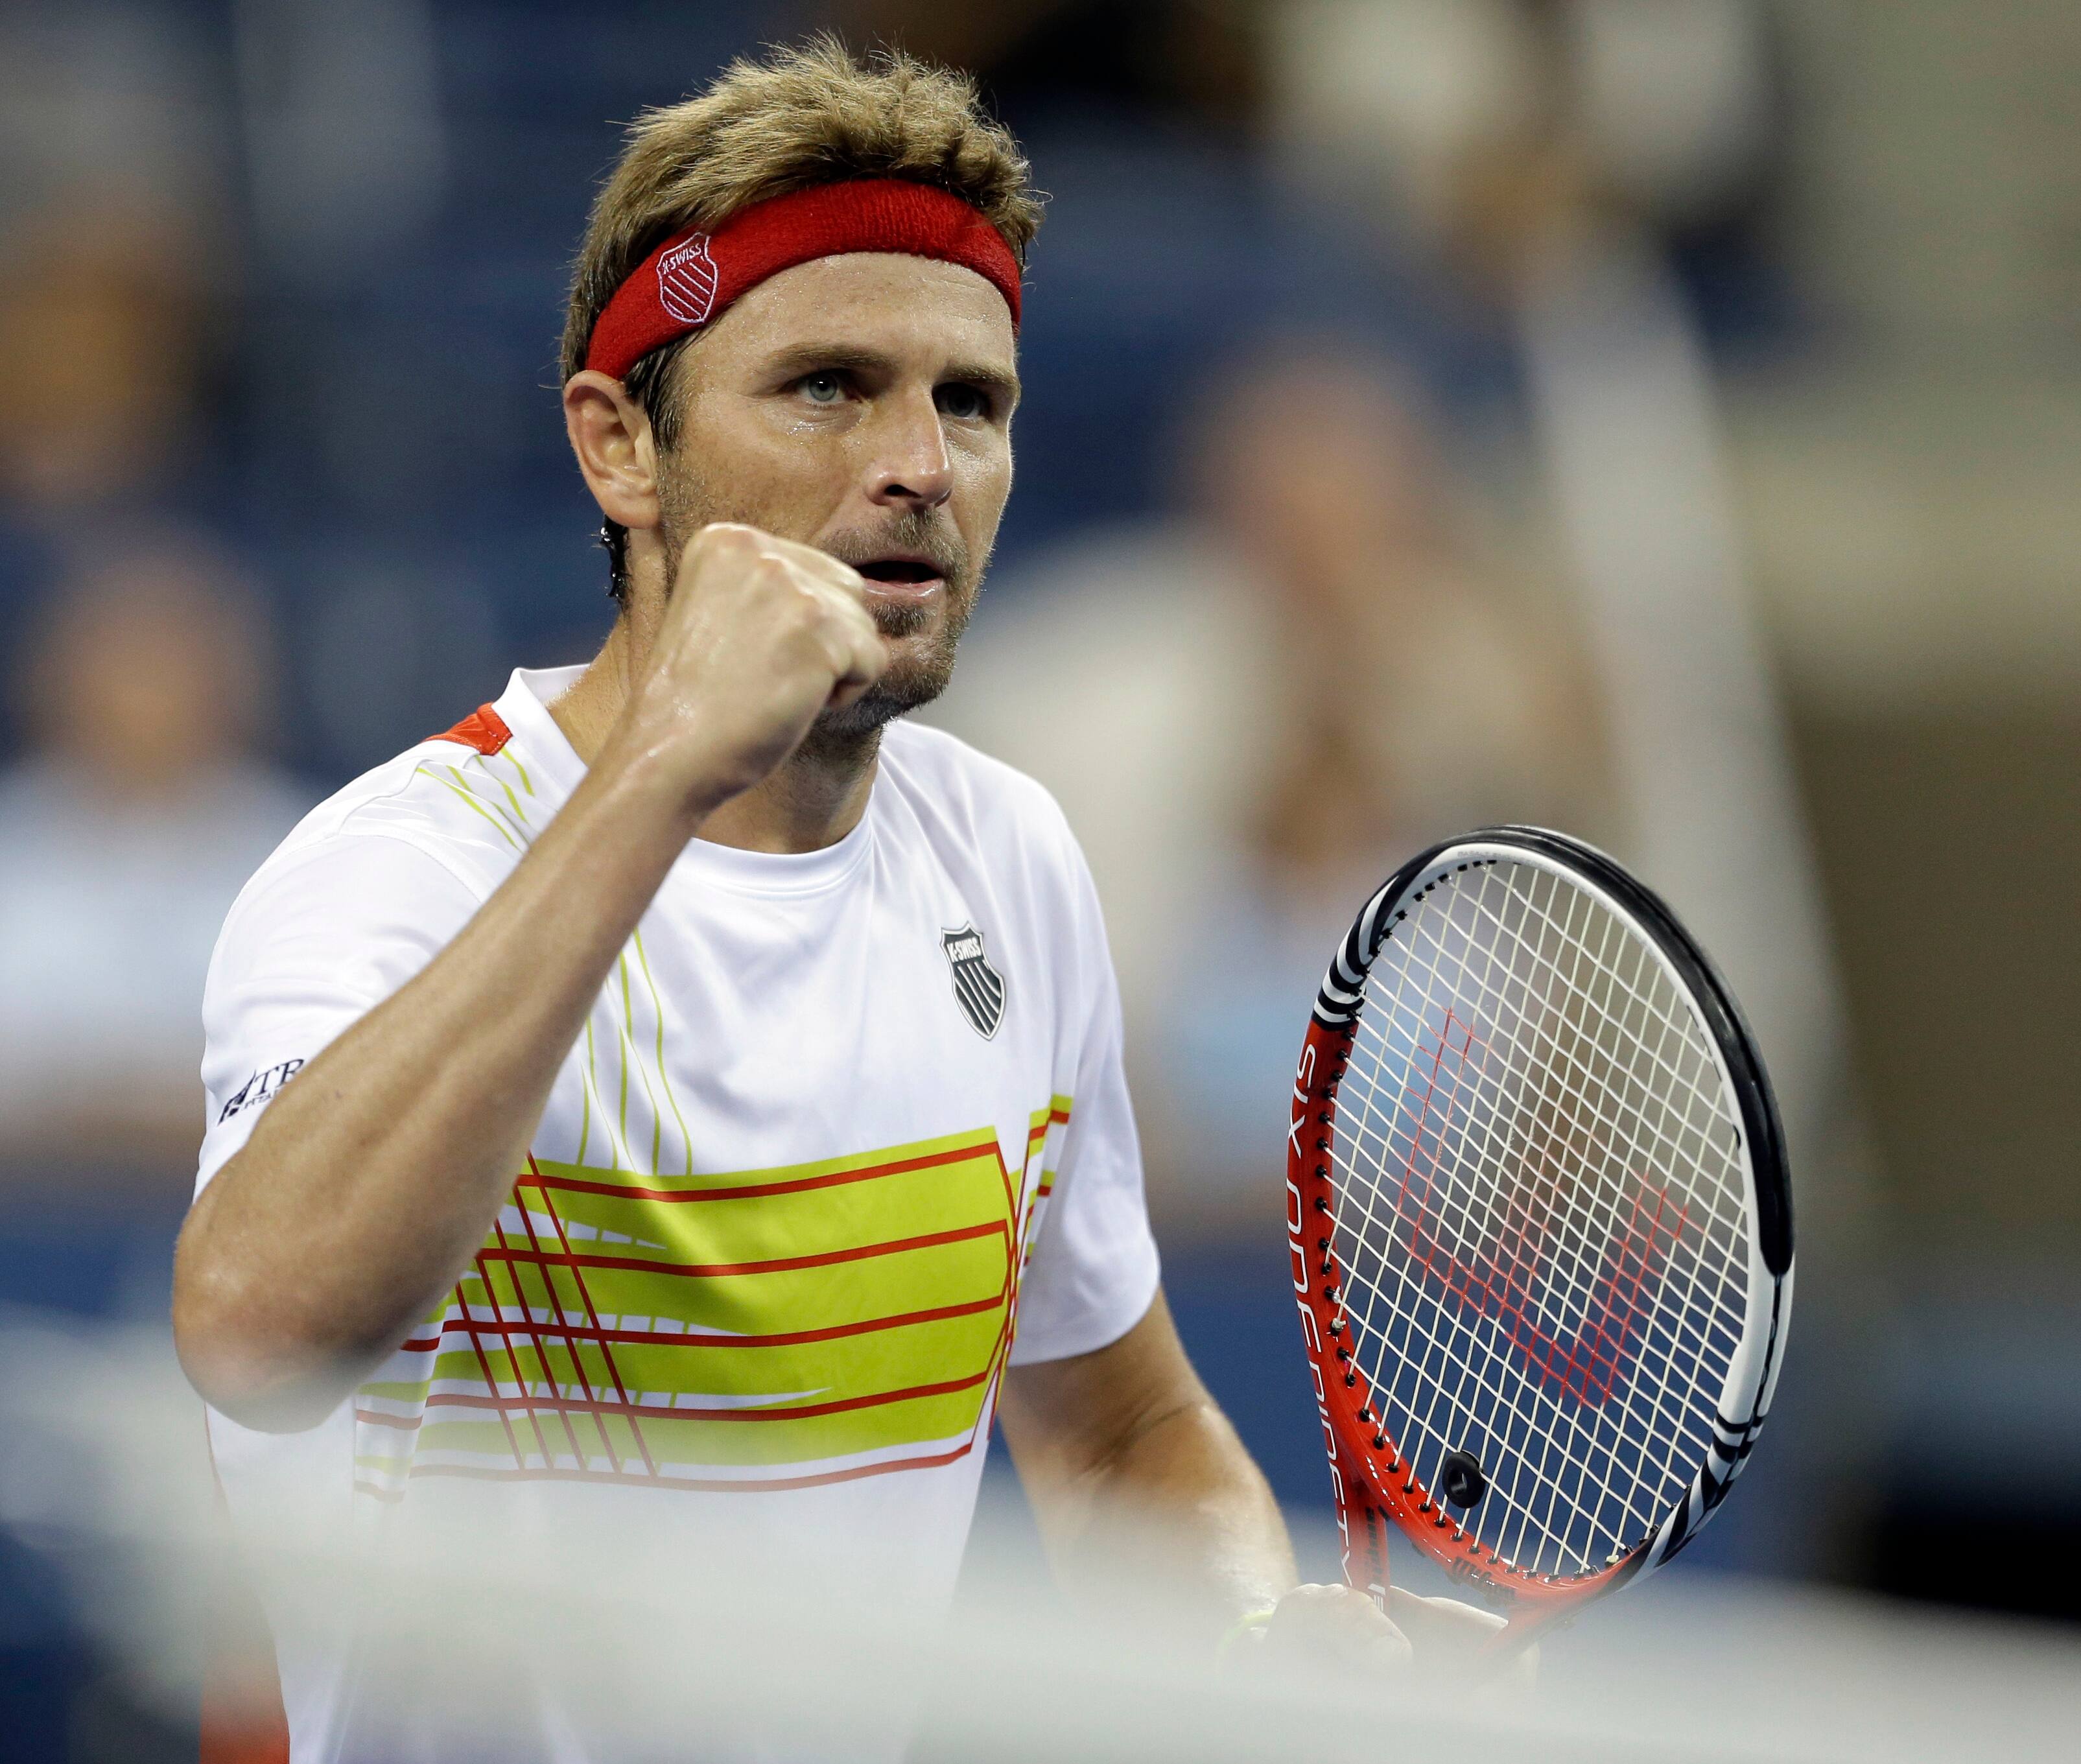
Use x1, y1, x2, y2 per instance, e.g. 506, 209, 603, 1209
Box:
591, 722, 740, 836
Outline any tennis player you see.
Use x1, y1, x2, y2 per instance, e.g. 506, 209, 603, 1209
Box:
173, 40, 1490, 1761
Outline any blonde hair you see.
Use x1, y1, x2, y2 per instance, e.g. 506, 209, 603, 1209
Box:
561, 36, 1041, 387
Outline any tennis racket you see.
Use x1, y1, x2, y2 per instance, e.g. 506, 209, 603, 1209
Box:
1285, 826, 1792, 1655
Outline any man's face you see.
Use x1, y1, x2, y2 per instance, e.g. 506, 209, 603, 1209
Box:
648, 252, 1018, 740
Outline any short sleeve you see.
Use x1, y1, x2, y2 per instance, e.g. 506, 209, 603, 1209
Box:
195, 834, 483, 1194
1007, 823, 1161, 1365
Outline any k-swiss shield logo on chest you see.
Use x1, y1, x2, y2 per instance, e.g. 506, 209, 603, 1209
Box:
940, 924, 1007, 1040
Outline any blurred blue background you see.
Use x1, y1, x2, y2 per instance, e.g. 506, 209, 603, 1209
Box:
3, 3, 2078, 1757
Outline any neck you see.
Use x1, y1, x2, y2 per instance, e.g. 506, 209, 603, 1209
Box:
547, 616, 882, 856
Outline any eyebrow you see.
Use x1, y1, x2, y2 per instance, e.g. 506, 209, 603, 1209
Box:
762, 341, 1021, 408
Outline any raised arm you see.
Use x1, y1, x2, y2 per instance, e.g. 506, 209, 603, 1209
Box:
172, 525, 884, 1431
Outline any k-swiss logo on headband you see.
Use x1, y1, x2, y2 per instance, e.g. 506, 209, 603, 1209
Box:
940, 924, 1007, 1041
655, 235, 719, 325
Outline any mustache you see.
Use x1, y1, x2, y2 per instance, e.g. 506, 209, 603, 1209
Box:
817, 514, 969, 585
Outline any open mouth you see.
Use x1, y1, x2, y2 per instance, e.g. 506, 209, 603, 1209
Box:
855, 558, 945, 587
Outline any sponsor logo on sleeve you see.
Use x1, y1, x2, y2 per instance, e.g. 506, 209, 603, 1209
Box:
939, 924, 1007, 1041
218, 1057, 305, 1124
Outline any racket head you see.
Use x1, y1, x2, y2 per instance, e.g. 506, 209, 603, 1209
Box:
1286, 827, 1793, 1625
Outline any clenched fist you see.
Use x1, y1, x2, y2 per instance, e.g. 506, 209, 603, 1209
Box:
612, 523, 887, 814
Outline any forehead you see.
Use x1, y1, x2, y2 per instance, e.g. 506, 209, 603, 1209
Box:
696, 252, 1017, 370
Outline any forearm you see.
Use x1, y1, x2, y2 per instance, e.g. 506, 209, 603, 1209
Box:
1061, 1397, 1299, 1636
1002, 1299, 1299, 1642
174, 746, 709, 1429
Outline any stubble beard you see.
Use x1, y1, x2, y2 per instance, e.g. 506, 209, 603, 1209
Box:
655, 472, 983, 766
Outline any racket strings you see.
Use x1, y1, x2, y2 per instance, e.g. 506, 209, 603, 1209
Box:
1333, 893, 1699, 1560
1337, 976, 1743, 1308
1326, 860, 1748, 1579
1350, 867, 1738, 1569
1335, 878, 1742, 1385
1332, 934, 1693, 1568
1338, 867, 1741, 1570
1336, 923, 1746, 1360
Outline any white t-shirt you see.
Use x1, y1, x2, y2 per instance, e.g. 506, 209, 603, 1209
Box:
196, 666, 1160, 1763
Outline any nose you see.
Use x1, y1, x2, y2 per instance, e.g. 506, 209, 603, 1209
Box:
864, 389, 953, 512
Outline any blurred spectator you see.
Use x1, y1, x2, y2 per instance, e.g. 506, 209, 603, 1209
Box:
0, 539, 309, 1190
0, 185, 235, 791
0, 5, 226, 241
934, 344, 1610, 1226
0, 196, 218, 519
0, 0, 233, 552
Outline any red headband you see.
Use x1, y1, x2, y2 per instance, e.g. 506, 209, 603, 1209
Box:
581, 178, 1022, 381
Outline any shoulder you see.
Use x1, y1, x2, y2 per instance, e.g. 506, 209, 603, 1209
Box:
246, 744, 481, 886
252, 696, 563, 897
880, 723, 1111, 987
881, 719, 1080, 858
210, 736, 509, 973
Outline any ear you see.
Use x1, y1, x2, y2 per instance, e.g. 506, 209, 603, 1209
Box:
562, 370, 659, 531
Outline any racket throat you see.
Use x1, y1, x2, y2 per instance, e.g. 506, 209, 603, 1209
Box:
1335, 1452, 1393, 1611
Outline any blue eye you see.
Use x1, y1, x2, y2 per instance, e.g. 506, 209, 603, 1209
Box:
799, 372, 845, 405
935, 384, 988, 420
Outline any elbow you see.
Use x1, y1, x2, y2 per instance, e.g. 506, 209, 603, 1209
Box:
172, 1217, 352, 1434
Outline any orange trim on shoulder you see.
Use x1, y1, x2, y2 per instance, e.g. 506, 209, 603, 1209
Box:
431, 704, 512, 757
